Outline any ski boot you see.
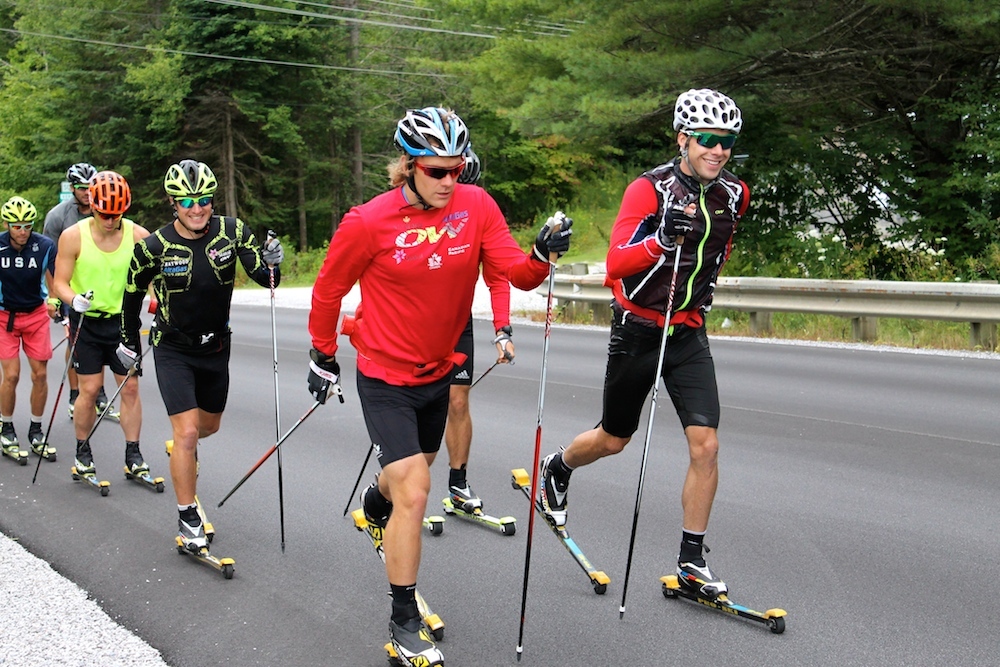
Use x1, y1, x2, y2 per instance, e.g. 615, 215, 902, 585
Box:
123, 442, 164, 492
676, 556, 728, 599
71, 442, 110, 495
0, 423, 27, 466
387, 619, 444, 667
448, 482, 483, 513
67, 391, 77, 420
361, 481, 391, 555
178, 508, 209, 553
538, 452, 569, 527
96, 388, 120, 423
29, 423, 56, 462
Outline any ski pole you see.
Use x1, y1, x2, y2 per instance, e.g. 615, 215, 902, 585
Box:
217, 395, 333, 508
32, 311, 87, 484
469, 360, 499, 389
516, 213, 564, 661
80, 346, 150, 447
342, 442, 375, 516
619, 236, 685, 619
51, 318, 70, 351
266, 233, 287, 552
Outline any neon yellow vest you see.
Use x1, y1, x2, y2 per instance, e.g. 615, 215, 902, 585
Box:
69, 217, 135, 316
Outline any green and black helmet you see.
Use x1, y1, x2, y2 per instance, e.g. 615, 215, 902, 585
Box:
163, 160, 218, 198
1, 196, 38, 223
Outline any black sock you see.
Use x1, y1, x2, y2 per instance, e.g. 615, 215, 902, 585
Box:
550, 452, 573, 490
449, 465, 467, 488
69, 389, 79, 401
679, 530, 705, 565
390, 583, 419, 627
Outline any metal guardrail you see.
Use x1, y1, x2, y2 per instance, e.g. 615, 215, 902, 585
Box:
538, 269, 1000, 349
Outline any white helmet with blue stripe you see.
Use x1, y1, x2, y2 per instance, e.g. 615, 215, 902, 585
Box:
394, 107, 470, 158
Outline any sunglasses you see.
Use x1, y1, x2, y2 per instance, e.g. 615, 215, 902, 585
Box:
176, 196, 213, 209
686, 131, 738, 150
94, 210, 122, 221
414, 162, 465, 180
8, 223, 33, 231
72, 184, 89, 190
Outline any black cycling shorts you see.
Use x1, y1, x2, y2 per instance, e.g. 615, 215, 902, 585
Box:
356, 370, 451, 468
152, 344, 230, 415
450, 317, 475, 386
601, 318, 720, 437
70, 313, 131, 376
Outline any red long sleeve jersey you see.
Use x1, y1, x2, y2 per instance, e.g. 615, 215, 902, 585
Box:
309, 185, 548, 386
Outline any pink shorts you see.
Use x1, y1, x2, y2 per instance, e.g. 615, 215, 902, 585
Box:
0, 304, 53, 361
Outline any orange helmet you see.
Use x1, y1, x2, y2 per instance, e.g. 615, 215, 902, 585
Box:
89, 171, 132, 216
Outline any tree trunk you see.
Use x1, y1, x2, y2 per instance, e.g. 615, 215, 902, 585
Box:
297, 163, 307, 252
223, 104, 238, 217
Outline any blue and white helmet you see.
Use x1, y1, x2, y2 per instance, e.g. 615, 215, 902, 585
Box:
394, 107, 470, 158
673, 89, 743, 134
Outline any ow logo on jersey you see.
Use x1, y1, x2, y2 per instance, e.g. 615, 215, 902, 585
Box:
395, 212, 468, 249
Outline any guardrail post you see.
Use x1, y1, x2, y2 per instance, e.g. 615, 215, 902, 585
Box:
852, 316, 878, 342
969, 322, 997, 350
749, 311, 772, 335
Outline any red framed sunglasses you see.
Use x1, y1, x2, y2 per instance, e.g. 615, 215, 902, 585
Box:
415, 162, 465, 180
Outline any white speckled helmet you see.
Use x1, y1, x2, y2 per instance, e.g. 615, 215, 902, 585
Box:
394, 107, 470, 157
673, 89, 743, 134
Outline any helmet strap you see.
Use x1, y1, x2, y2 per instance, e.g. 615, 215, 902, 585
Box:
405, 172, 434, 211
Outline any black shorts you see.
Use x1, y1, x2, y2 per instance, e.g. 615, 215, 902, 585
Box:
70, 313, 130, 376
450, 317, 474, 386
601, 318, 719, 437
152, 344, 230, 415
356, 370, 451, 467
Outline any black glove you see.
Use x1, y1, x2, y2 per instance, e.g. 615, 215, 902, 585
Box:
532, 212, 574, 262
116, 342, 141, 374
308, 348, 341, 404
656, 197, 697, 250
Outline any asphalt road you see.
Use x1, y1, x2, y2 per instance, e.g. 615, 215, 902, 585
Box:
2, 304, 1000, 666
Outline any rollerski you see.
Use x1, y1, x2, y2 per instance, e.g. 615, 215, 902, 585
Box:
70, 464, 110, 496
1, 426, 28, 466
123, 442, 164, 492
124, 465, 165, 492
175, 514, 233, 579
165, 440, 215, 541
511, 467, 610, 594
660, 573, 787, 634
442, 484, 515, 536
351, 508, 445, 641
29, 426, 56, 462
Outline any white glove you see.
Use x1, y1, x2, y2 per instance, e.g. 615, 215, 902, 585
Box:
116, 343, 140, 373
263, 233, 284, 266
71, 293, 92, 313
